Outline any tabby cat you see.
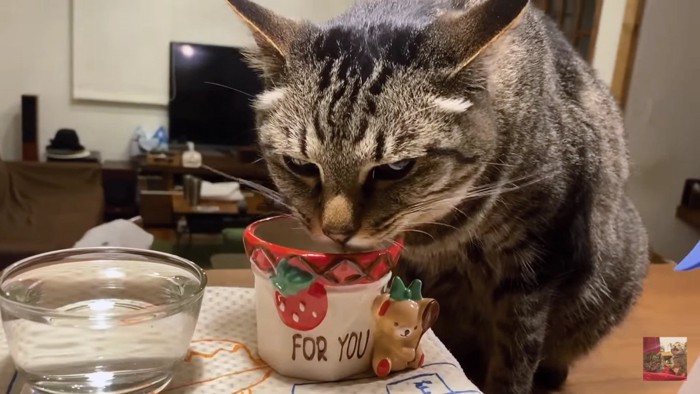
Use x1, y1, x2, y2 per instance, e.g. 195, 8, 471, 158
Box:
226, 0, 650, 392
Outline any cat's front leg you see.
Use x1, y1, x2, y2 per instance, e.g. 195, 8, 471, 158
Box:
485, 291, 550, 394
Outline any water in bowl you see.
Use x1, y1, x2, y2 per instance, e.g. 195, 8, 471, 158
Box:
0, 259, 202, 393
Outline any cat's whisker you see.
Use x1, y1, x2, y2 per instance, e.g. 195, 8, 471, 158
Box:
499, 171, 557, 190
394, 170, 557, 222
383, 238, 405, 251
279, 209, 306, 224
401, 195, 469, 213
270, 212, 303, 222
406, 181, 542, 221
254, 195, 293, 211
479, 161, 517, 168
203, 81, 256, 98
395, 103, 438, 123
410, 221, 459, 231
462, 173, 555, 200
450, 204, 468, 217
200, 164, 281, 196
200, 164, 294, 211
400, 228, 435, 241
457, 170, 559, 199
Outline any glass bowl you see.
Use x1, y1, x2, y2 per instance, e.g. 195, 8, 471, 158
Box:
0, 247, 207, 394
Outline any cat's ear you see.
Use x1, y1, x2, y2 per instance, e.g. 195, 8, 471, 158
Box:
426, 0, 529, 77
227, 0, 310, 81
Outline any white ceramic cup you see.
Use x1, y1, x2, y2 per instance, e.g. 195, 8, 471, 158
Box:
244, 216, 403, 381
253, 265, 391, 381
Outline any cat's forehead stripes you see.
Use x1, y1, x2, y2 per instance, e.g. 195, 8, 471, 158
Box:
306, 27, 412, 149
310, 26, 423, 70
281, 26, 463, 163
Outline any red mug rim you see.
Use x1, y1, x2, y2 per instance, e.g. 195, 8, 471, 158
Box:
243, 215, 403, 286
243, 215, 404, 258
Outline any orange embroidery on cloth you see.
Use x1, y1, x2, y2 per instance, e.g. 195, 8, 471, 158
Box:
184, 339, 266, 365
164, 339, 272, 393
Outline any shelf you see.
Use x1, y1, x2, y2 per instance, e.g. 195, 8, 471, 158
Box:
677, 206, 700, 230
136, 154, 270, 183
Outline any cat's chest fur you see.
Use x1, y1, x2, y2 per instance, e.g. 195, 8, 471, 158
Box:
394, 190, 557, 335
397, 239, 508, 379
399, 234, 515, 318
397, 192, 544, 293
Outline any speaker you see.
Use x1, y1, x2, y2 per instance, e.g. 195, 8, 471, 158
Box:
21, 95, 39, 162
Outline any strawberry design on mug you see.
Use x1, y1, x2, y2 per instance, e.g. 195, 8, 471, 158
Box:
270, 259, 328, 331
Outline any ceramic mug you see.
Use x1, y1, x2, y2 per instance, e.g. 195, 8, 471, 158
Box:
243, 216, 403, 381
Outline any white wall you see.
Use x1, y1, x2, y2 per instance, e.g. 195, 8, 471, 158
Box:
0, 0, 354, 162
0, 0, 627, 161
591, 0, 626, 86
0, 0, 166, 161
73, 0, 348, 106
625, 0, 700, 261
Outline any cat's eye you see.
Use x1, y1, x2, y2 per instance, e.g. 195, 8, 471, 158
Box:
372, 159, 416, 181
283, 156, 320, 177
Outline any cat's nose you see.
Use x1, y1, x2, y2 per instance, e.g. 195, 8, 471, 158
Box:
321, 195, 357, 245
323, 230, 353, 245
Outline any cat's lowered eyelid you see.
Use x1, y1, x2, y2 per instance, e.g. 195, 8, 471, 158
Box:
371, 159, 417, 181
282, 155, 320, 177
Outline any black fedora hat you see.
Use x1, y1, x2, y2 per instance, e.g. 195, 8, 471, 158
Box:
46, 128, 91, 159
47, 128, 85, 152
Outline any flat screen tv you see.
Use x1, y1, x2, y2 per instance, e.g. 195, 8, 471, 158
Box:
168, 42, 264, 148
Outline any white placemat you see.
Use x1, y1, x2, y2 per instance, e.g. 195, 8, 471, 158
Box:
0, 287, 481, 393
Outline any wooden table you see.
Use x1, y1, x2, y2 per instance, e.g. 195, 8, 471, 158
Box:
172, 194, 240, 216
171, 193, 273, 245
172, 192, 274, 217
205, 264, 699, 393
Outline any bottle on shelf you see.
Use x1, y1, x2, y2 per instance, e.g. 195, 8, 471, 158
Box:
182, 141, 202, 168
